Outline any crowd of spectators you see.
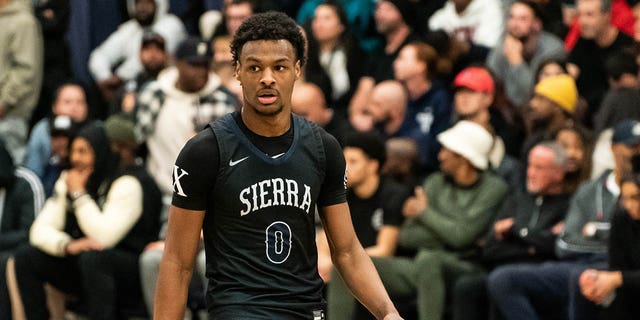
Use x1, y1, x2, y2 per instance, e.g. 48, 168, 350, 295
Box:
2, 0, 640, 319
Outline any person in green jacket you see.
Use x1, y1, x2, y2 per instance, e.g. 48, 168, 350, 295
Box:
332, 120, 508, 320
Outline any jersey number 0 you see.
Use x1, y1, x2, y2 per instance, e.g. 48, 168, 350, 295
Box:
265, 221, 292, 264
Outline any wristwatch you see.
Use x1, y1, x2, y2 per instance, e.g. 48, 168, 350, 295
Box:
70, 189, 87, 201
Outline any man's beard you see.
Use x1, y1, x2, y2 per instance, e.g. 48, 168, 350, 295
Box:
136, 15, 154, 27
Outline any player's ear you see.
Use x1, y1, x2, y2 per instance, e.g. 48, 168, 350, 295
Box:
234, 62, 242, 85
294, 60, 301, 80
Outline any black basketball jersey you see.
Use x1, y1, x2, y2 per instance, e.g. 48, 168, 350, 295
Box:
172, 113, 346, 319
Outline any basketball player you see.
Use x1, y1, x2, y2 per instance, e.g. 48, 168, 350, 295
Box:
154, 12, 402, 320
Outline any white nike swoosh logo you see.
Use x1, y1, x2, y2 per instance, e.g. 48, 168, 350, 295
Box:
229, 156, 250, 166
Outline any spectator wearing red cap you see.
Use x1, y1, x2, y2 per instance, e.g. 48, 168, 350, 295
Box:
487, 0, 566, 108
453, 67, 523, 172
392, 41, 452, 175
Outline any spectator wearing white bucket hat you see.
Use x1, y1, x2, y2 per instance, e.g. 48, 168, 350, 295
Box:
354, 121, 508, 320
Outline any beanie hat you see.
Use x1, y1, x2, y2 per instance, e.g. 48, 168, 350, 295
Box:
344, 131, 387, 168
105, 114, 137, 148
437, 121, 493, 170
534, 74, 577, 113
385, 0, 417, 28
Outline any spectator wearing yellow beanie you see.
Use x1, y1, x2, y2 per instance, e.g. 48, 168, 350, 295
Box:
533, 74, 578, 114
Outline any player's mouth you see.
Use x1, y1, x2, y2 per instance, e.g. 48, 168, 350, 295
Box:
257, 93, 277, 105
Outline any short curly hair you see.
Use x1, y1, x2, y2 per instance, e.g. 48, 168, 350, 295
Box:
231, 11, 306, 67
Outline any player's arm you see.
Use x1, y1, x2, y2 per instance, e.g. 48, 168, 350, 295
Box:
320, 203, 402, 320
154, 206, 204, 319
154, 129, 219, 319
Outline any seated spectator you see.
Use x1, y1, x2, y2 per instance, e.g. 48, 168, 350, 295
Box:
348, 0, 422, 115
112, 31, 168, 115
209, 0, 255, 40
488, 119, 640, 320
89, 0, 186, 102
522, 74, 579, 159
291, 81, 353, 146
579, 173, 640, 319
0, 139, 44, 319
304, 0, 368, 115
0, 0, 43, 164
453, 141, 571, 320
594, 51, 640, 133
13, 119, 162, 319
451, 67, 522, 189
211, 35, 242, 102
428, 0, 504, 50
392, 41, 452, 175
555, 125, 592, 194
324, 131, 410, 319
352, 80, 408, 138
567, 0, 634, 127
535, 58, 569, 83
24, 83, 89, 196
134, 37, 238, 202
487, 0, 566, 107
382, 138, 419, 188
350, 121, 508, 320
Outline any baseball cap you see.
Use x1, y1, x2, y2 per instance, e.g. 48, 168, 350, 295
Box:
175, 37, 213, 64
141, 31, 166, 50
612, 120, 640, 146
437, 121, 494, 170
453, 67, 495, 93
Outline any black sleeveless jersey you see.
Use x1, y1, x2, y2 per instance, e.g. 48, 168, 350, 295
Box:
172, 113, 347, 319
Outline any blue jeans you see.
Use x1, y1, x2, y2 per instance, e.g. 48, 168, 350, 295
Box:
487, 260, 606, 320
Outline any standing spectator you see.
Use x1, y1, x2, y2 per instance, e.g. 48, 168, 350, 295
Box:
487, 0, 566, 107
305, 0, 368, 115
31, 0, 72, 127
24, 83, 88, 196
13, 120, 162, 320
89, 0, 186, 103
393, 41, 451, 174
0, 140, 44, 320
567, 0, 633, 127
579, 173, 640, 319
0, 0, 44, 163
488, 119, 640, 320
324, 132, 410, 319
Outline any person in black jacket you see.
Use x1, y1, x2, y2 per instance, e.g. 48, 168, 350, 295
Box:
0, 139, 44, 320
13, 118, 162, 320
453, 141, 571, 320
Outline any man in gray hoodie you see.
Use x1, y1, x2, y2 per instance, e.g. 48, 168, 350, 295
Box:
0, 0, 44, 163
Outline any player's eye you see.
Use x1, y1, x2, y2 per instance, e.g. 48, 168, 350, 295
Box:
248, 65, 260, 72
274, 65, 287, 71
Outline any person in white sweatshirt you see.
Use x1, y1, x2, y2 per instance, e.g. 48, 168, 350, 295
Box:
12, 119, 163, 320
428, 0, 504, 49
88, 0, 186, 102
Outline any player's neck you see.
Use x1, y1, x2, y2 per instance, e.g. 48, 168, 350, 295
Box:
241, 107, 291, 137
